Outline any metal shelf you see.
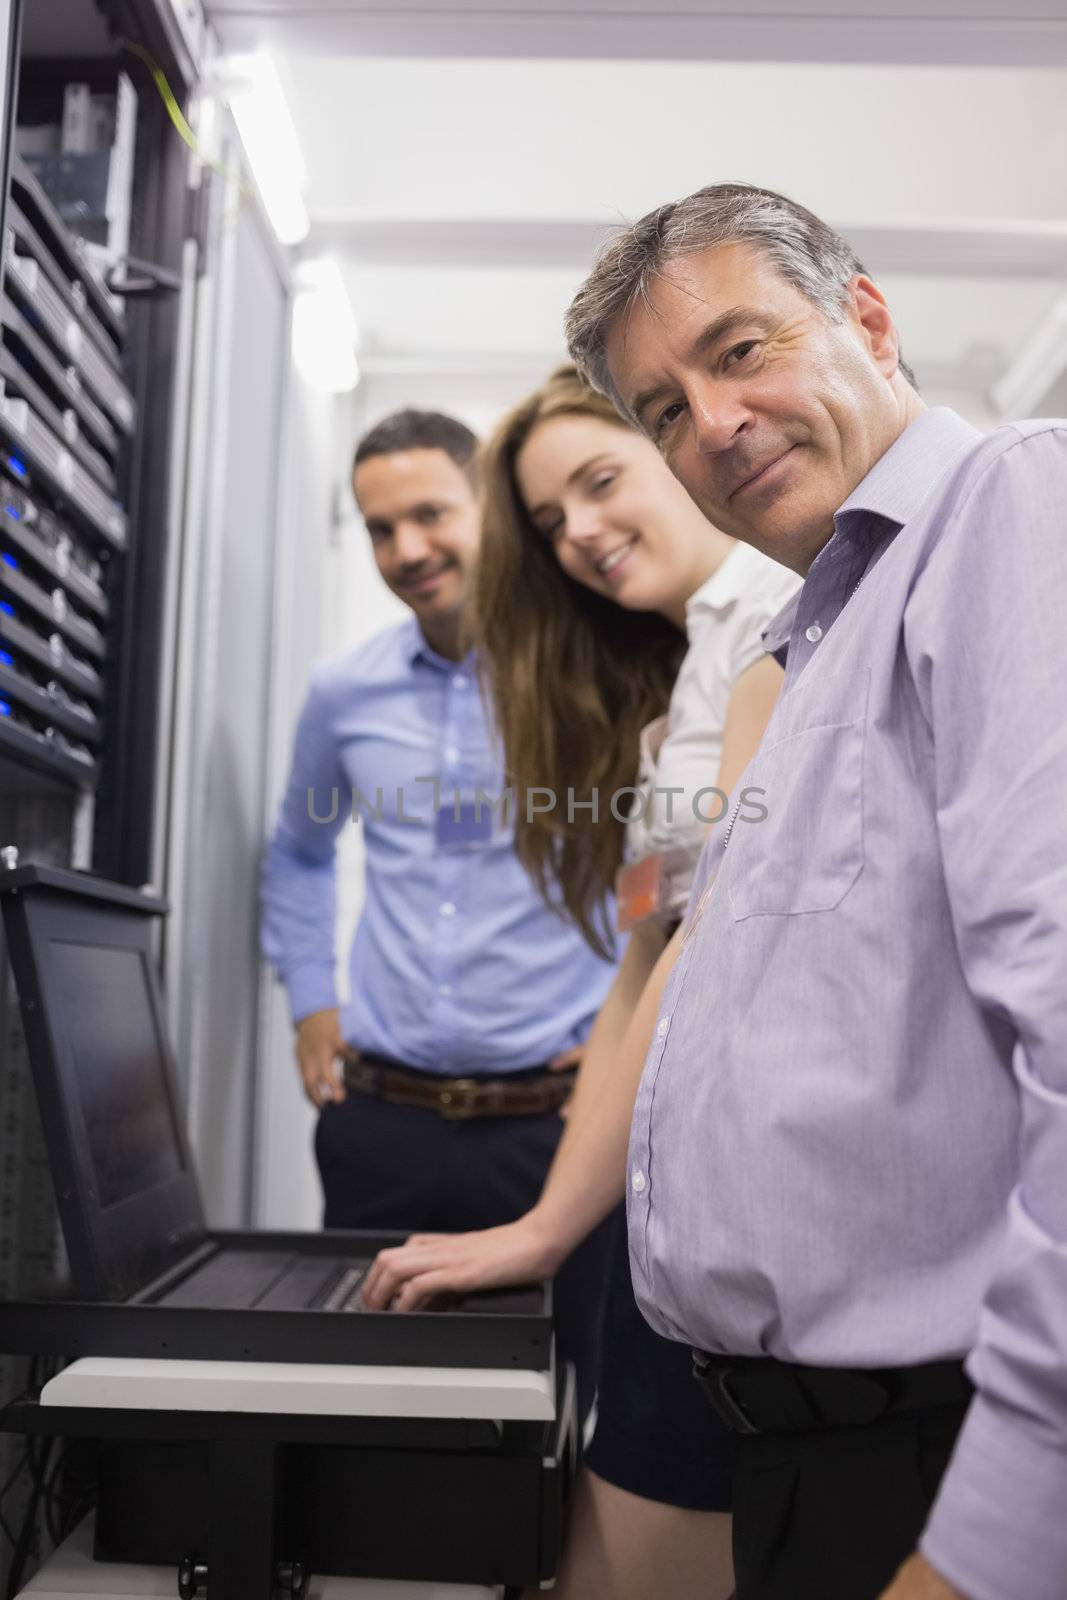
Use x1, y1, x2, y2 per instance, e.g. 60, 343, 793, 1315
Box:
1, 290, 119, 458
0, 346, 116, 495
0, 656, 100, 743
0, 706, 95, 789
0, 503, 108, 619
0, 392, 126, 550
5, 231, 135, 434
0, 609, 103, 703
0, 560, 105, 659
9, 155, 124, 347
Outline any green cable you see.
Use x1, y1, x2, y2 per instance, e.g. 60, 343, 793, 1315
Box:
119, 38, 254, 202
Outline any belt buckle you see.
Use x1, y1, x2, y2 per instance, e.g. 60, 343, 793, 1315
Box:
693, 1355, 760, 1436
714, 1370, 760, 1435
438, 1077, 480, 1119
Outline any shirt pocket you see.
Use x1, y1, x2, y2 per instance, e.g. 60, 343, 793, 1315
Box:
726, 666, 868, 920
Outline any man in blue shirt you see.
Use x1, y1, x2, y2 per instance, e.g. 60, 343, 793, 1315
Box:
261, 409, 616, 1405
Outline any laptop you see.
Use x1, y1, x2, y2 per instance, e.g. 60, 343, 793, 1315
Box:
0, 864, 548, 1364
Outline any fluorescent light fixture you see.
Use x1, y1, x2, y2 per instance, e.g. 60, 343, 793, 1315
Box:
218, 52, 309, 246
292, 258, 360, 393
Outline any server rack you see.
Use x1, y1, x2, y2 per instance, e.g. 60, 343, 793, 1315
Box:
0, 2, 203, 1589
0, 153, 129, 790
0, 1, 197, 877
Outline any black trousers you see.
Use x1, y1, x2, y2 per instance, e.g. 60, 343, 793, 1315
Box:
315, 1088, 612, 1417
732, 1399, 970, 1600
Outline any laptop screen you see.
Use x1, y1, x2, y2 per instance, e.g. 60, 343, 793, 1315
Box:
0, 867, 206, 1299
51, 940, 185, 1209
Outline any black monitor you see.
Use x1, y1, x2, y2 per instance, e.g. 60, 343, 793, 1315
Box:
0, 865, 205, 1300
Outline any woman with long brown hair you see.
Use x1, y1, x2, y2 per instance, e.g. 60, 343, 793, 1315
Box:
366, 367, 799, 1597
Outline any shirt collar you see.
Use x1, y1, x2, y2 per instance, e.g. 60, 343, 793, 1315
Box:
834, 406, 982, 534
404, 615, 476, 675
762, 408, 982, 659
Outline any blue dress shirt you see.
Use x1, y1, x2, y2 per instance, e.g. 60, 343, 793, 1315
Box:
261, 617, 617, 1074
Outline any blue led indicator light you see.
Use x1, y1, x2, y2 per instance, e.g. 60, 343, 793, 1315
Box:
0, 600, 14, 616
6, 457, 27, 481
2, 552, 18, 569
0, 701, 10, 717
5, 505, 20, 521
0, 651, 12, 666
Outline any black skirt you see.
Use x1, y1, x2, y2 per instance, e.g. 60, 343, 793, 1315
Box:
583, 1206, 737, 1511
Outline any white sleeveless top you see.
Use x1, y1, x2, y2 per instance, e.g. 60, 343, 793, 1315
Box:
625, 541, 801, 914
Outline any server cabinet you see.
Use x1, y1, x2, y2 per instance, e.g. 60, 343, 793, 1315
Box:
0, 2, 202, 1589
0, 0, 198, 877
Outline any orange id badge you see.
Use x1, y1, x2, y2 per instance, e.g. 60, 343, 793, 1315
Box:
616, 854, 664, 932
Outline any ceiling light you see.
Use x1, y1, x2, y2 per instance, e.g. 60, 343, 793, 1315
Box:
218, 52, 309, 246
292, 258, 360, 393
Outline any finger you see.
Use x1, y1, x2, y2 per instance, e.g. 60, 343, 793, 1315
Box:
392, 1270, 461, 1314
309, 1075, 341, 1108
548, 1046, 583, 1072
302, 1075, 326, 1108
363, 1248, 427, 1308
364, 1235, 445, 1289
365, 1245, 450, 1309
363, 1247, 410, 1304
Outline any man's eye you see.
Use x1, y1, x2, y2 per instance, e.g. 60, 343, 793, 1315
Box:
417, 505, 443, 524
724, 340, 758, 368
654, 402, 685, 438
589, 473, 616, 494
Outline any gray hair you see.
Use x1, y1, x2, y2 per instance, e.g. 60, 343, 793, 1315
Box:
565, 182, 917, 415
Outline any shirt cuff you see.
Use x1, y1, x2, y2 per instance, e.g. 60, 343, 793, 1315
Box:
284, 963, 338, 1025
921, 1389, 1067, 1600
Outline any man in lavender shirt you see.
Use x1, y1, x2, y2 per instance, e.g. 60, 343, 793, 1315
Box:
562, 184, 1067, 1600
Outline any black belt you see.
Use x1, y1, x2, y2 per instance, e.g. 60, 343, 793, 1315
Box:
692, 1351, 972, 1436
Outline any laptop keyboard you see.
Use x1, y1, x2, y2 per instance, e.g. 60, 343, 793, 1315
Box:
158, 1251, 370, 1312
317, 1264, 368, 1313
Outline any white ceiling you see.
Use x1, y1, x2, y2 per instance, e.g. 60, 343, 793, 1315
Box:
210, 0, 1067, 68
207, 4, 1067, 419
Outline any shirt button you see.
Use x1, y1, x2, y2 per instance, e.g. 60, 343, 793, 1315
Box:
438, 983, 453, 997
631, 1169, 647, 1195
444, 746, 459, 765
656, 1016, 670, 1038
452, 674, 468, 690
439, 902, 457, 918
805, 623, 823, 644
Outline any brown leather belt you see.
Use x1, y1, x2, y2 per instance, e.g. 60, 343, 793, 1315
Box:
343, 1054, 575, 1120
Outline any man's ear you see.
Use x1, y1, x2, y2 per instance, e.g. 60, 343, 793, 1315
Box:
850, 274, 901, 380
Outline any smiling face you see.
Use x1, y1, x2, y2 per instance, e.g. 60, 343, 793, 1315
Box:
353, 447, 480, 625
603, 242, 918, 574
514, 412, 729, 622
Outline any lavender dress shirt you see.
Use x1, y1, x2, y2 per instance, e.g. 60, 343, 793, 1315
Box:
627, 409, 1067, 1600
